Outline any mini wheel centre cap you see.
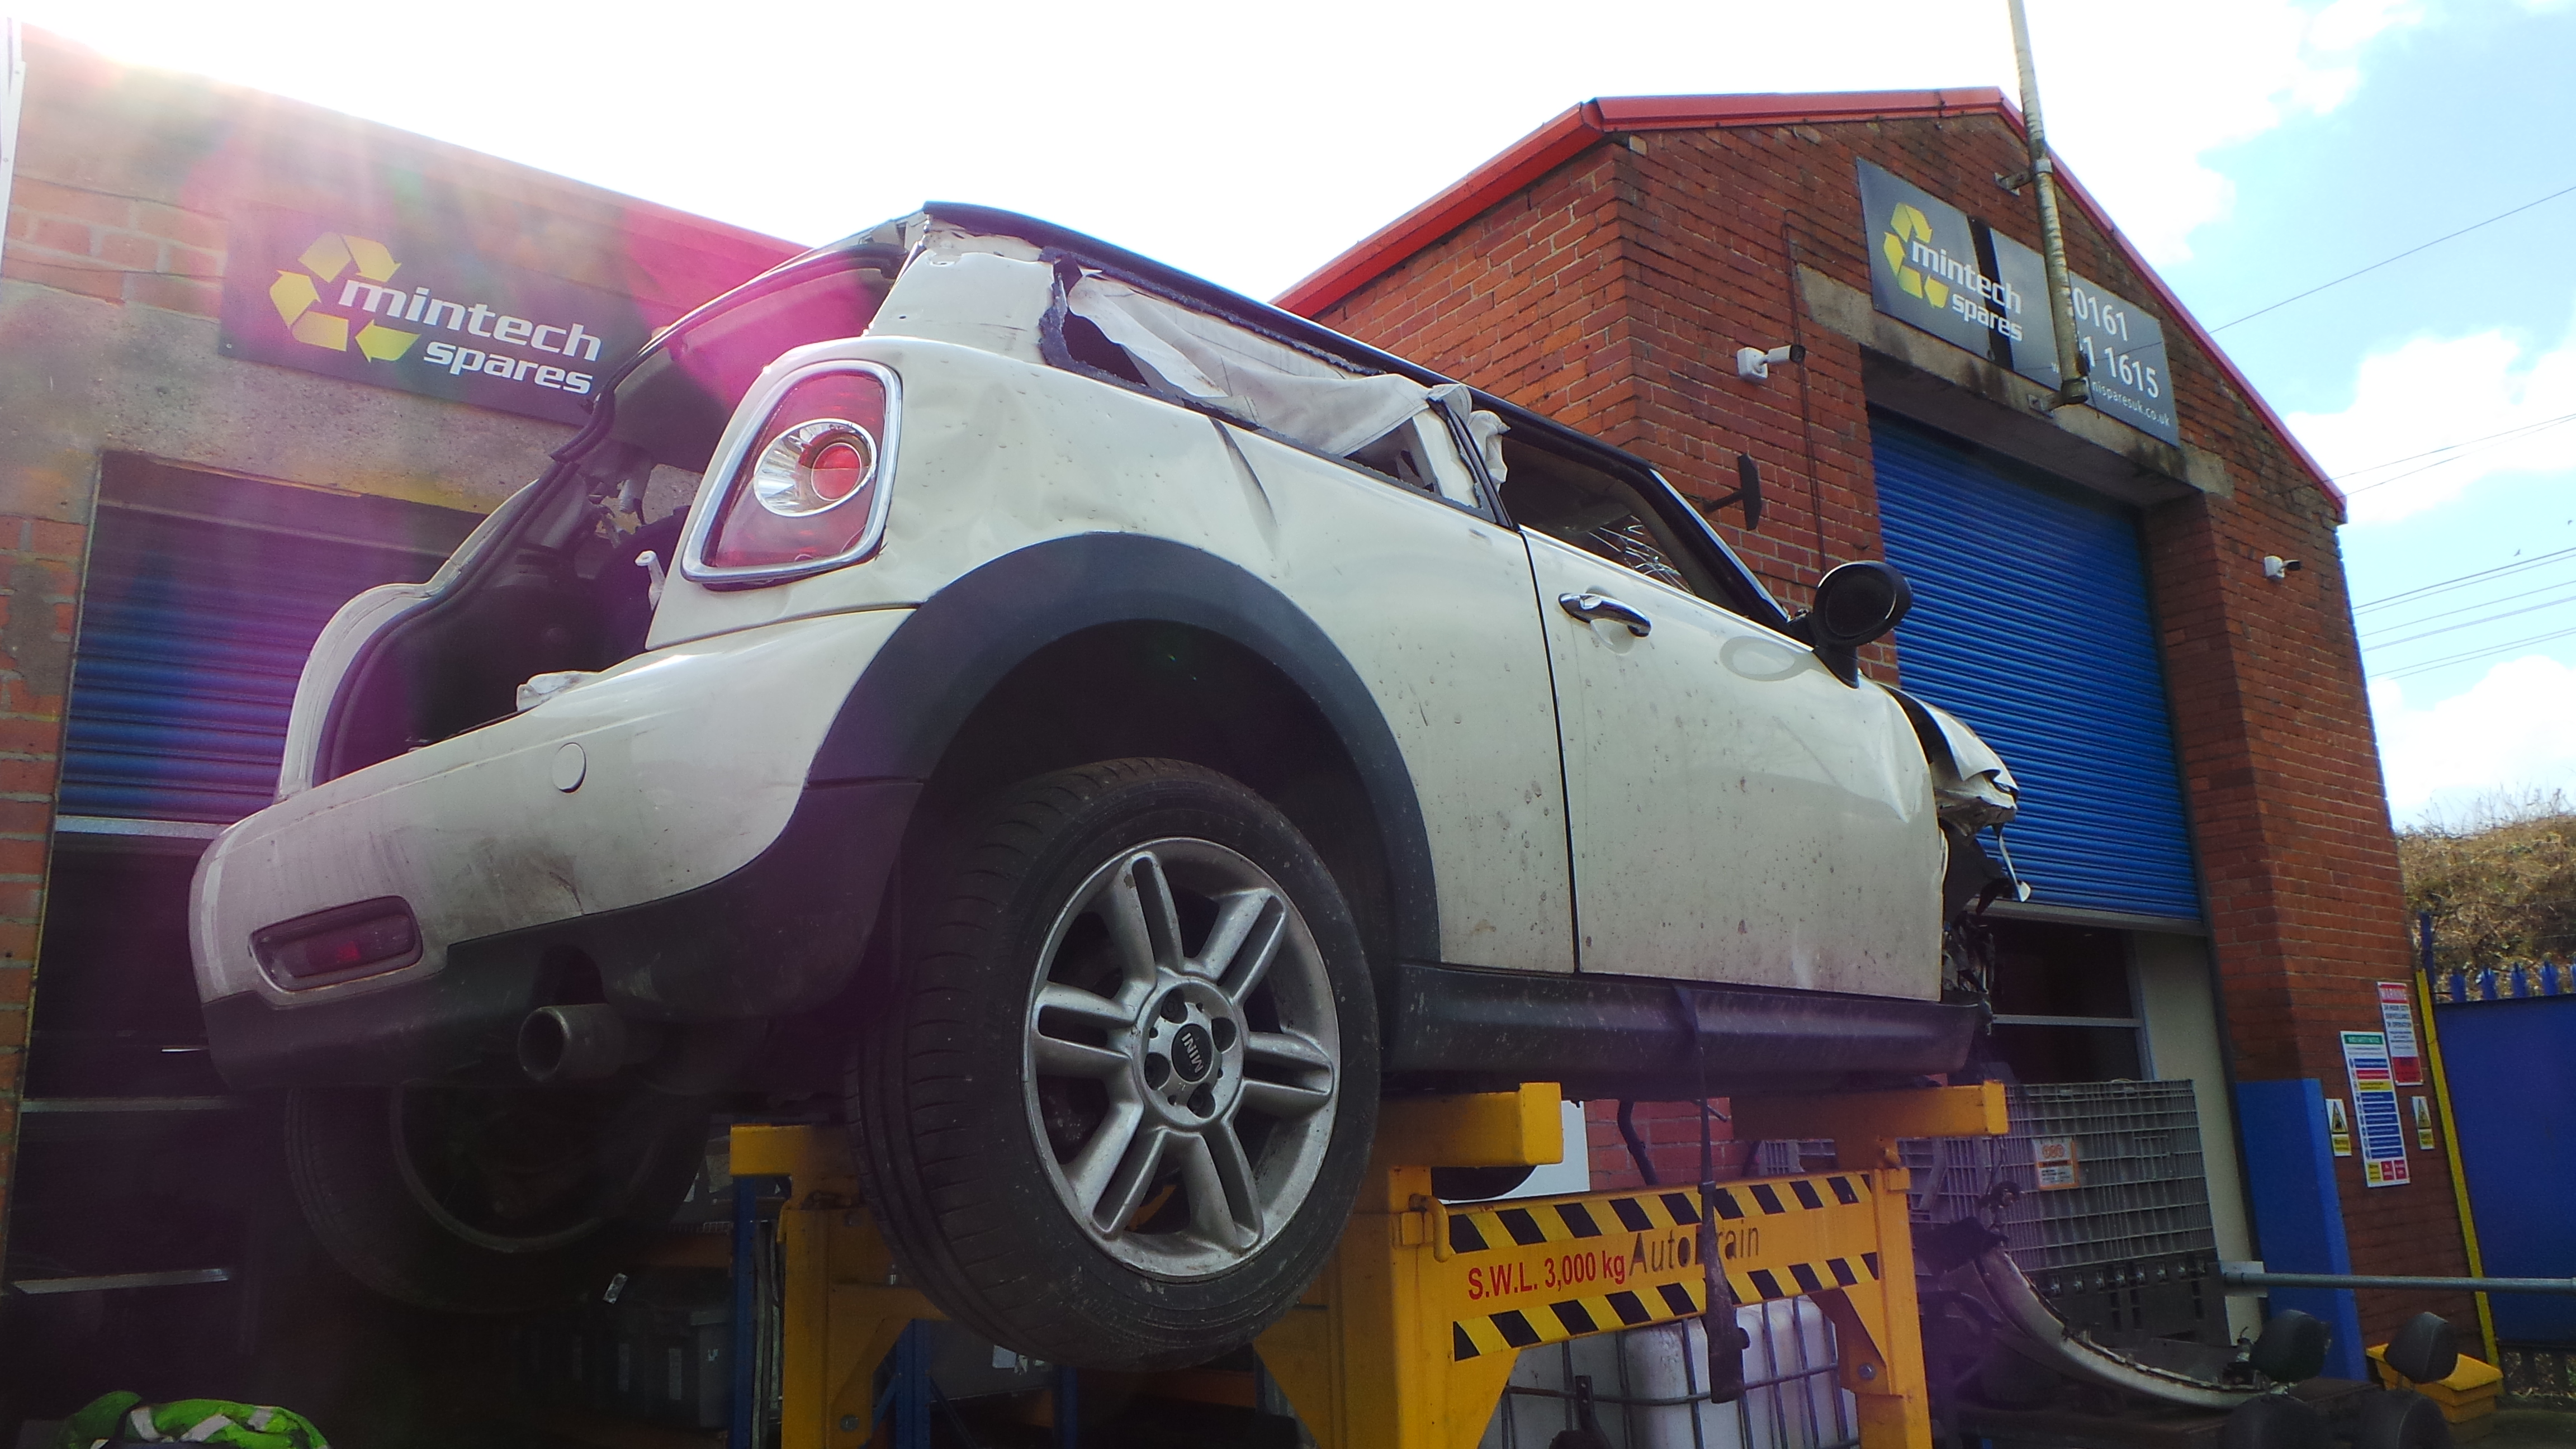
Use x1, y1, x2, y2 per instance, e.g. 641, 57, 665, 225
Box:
1171, 1022, 1215, 1083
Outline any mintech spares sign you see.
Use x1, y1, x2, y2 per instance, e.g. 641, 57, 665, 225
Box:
1855, 160, 2180, 446
219, 204, 650, 427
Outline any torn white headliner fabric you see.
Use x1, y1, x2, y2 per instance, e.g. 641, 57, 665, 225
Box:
1429, 382, 1509, 482
1068, 277, 1431, 457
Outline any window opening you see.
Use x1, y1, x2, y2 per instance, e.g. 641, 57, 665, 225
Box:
1982, 918, 2146, 1082
1343, 412, 1480, 506
1497, 438, 1720, 600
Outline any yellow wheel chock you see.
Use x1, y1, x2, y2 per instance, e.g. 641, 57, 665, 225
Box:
731, 1079, 2007, 1449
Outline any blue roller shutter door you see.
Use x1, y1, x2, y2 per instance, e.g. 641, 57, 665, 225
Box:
1868, 413, 2201, 920
61, 484, 465, 825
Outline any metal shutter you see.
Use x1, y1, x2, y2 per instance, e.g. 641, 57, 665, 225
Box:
60, 467, 471, 825
1868, 413, 2201, 921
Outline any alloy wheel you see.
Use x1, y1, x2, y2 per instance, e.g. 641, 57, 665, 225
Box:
1021, 837, 1340, 1279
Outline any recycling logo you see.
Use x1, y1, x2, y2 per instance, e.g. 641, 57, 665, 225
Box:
1880, 204, 1952, 310
267, 232, 420, 362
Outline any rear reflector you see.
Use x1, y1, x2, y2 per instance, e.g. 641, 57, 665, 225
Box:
251, 897, 423, 989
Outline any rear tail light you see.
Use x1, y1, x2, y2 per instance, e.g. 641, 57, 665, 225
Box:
252, 897, 423, 989
695, 363, 898, 579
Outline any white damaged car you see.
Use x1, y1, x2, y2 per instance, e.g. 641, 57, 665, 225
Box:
193, 205, 2016, 1368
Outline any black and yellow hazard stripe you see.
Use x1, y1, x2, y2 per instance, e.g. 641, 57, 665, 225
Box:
1453, 1277, 1713, 1359
1735, 1252, 1882, 1304
1448, 1252, 1883, 1360
1446, 1173, 1882, 1361
1707, 1172, 1868, 1222
1444, 1174, 1869, 1257
1445, 1188, 1703, 1254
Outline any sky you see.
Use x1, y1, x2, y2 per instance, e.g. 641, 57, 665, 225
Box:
8, 0, 2574, 828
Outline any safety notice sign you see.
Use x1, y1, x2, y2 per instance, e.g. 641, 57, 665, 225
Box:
2032, 1137, 2080, 1190
2376, 981, 2425, 1087
2342, 1030, 2412, 1187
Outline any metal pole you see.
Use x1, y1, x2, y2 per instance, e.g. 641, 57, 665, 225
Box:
2004, 0, 2090, 411
1053, 1362, 1080, 1449
2225, 1268, 2576, 1296
2417, 912, 2500, 1363
731, 1167, 764, 1449
0, 19, 22, 285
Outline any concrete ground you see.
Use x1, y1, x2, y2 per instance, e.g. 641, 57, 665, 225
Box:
2484, 1408, 2576, 1446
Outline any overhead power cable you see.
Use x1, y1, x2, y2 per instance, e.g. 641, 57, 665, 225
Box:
2378, 623, 2576, 681
2337, 413, 2576, 499
2356, 545, 2576, 615
2331, 411, 2576, 485
2362, 587, 2576, 650
2366, 581, 2576, 641
2212, 179, 2576, 333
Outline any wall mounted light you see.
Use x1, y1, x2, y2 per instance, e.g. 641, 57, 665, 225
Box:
2262, 555, 2303, 581
1735, 343, 1806, 381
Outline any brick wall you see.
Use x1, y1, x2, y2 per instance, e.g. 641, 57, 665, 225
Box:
0, 149, 126, 1246
0, 514, 78, 1220
1312, 108, 2470, 1344
1582, 1099, 1760, 1192
4, 176, 228, 319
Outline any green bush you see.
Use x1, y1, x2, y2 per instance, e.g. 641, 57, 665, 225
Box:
2401, 793, 2576, 973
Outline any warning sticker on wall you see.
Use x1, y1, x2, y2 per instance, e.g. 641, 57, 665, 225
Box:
2342, 1030, 2412, 1187
2032, 1136, 2081, 1190
2413, 1096, 2437, 1151
2376, 982, 2426, 1087
2326, 1097, 2352, 1157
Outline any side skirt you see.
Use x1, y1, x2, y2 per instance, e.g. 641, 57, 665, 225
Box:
1380, 960, 1979, 1099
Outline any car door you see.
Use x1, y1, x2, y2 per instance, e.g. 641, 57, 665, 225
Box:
1224, 415, 1575, 976
1510, 459, 1939, 998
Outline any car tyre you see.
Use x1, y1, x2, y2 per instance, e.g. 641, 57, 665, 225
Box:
283, 1082, 708, 1314
849, 758, 1379, 1371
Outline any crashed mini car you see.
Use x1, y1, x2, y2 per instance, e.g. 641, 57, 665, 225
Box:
192, 205, 2018, 1368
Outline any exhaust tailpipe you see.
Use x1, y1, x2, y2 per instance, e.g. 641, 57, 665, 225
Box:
519, 1004, 657, 1083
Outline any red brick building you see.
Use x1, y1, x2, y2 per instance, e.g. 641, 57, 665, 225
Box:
1281, 92, 2468, 1351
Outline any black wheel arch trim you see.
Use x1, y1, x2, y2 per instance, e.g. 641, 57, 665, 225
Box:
807, 531, 1440, 963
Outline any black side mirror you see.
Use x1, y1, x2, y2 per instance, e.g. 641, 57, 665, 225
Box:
1709, 452, 1764, 532
1788, 561, 1912, 685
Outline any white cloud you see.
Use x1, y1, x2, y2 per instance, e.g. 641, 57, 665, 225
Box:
7, 0, 2417, 293
2029, 0, 2422, 263
2370, 656, 2576, 824
2286, 308, 2576, 524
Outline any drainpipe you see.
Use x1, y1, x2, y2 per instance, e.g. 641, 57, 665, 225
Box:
0, 18, 22, 280
2005, 0, 2090, 411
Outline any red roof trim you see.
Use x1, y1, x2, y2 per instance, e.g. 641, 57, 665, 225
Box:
1275, 91, 2009, 317
1274, 90, 2341, 518
1592, 88, 2014, 132
1271, 102, 1607, 329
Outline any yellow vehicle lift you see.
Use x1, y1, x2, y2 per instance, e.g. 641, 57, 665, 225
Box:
731, 1079, 2007, 1449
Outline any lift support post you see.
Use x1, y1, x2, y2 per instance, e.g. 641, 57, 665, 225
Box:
732, 1080, 2006, 1449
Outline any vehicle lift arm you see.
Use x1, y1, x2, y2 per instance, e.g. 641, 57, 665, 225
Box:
732, 1080, 2007, 1449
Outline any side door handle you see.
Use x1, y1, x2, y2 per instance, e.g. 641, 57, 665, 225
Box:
1558, 591, 1652, 637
